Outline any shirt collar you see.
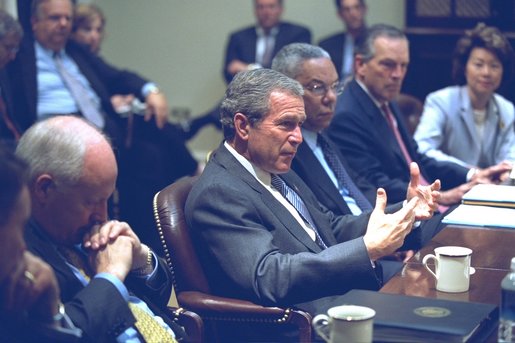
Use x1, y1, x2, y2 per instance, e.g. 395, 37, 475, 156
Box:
356, 78, 387, 109
301, 128, 318, 151
224, 141, 272, 186
256, 25, 279, 37
35, 41, 65, 58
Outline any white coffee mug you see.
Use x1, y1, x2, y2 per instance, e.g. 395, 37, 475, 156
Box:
422, 246, 472, 293
312, 305, 375, 343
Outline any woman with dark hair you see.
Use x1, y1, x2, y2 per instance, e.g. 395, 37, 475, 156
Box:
70, 3, 105, 54
414, 23, 515, 169
70, 4, 136, 113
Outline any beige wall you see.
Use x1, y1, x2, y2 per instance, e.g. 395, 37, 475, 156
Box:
97, 0, 405, 157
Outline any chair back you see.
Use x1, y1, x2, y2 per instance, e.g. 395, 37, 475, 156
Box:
153, 175, 210, 293
154, 175, 313, 342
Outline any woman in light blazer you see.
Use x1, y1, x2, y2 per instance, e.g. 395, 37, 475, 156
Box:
414, 23, 515, 169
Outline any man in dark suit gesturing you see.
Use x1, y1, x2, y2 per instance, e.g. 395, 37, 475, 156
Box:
328, 24, 511, 206
185, 68, 440, 325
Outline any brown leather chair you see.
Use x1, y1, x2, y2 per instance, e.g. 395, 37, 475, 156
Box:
153, 175, 313, 342
396, 93, 423, 136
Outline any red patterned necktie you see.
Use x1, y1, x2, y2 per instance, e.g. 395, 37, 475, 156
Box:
381, 103, 429, 186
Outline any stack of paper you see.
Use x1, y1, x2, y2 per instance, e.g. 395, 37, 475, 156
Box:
462, 184, 515, 208
441, 184, 515, 228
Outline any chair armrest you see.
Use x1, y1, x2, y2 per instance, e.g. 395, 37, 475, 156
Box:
178, 291, 287, 317
178, 291, 312, 342
167, 306, 204, 343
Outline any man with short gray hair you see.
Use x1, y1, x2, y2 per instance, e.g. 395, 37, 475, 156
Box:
17, 116, 182, 342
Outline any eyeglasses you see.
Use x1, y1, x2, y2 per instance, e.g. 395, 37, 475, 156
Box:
303, 81, 344, 97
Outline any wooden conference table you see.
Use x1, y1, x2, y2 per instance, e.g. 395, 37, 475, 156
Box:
380, 225, 515, 342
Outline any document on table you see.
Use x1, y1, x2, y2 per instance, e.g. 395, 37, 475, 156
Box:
462, 184, 515, 208
442, 204, 515, 228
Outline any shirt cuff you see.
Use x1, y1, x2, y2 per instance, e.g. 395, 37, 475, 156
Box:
466, 168, 477, 181
94, 273, 129, 301
142, 82, 159, 98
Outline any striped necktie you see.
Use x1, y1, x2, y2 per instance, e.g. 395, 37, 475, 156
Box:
318, 134, 373, 211
271, 175, 327, 249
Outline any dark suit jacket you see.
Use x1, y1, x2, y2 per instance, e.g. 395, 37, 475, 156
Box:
6, 37, 198, 249
25, 220, 175, 343
327, 79, 469, 203
291, 133, 378, 215
291, 132, 444, 248
6, 37, 147, 133
185, 143, 385, 315
318, 32, 346, 79
0, 69, 19, 144
223, 22, 311, 83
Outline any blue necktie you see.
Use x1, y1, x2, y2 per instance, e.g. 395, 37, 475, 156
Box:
318, 134, 373, 211
271, 175, 327, 249
54, 53, 105, 129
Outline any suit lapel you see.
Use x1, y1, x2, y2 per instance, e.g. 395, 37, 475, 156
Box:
296, 141, 352, 215
350, 81, 407, 165
482, 97, 500, 156
459, 87, 481, 150
25, 220, 86, 301
213, 145, 323, 252
14, 38, 38, 129
273, 23, 286, 56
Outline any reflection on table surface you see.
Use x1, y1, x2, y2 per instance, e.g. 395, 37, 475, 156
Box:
379, 225, 515, 342
381, 263, 505, 305
409, 225, 515, 270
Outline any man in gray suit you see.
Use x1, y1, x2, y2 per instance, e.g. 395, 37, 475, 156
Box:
185, 68, 439, 319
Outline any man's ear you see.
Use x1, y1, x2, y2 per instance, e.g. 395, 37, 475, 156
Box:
354, 54, 366, 78
33, 174, 54, 203
234, 112, 251, 141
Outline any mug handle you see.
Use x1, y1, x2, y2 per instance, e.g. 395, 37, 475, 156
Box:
422, 254, 438, 280
312, 314, 331, 342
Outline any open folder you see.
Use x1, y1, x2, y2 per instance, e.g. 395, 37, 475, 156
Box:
338, 289, 498, 343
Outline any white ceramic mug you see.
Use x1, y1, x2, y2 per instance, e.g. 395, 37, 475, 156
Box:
312, 305, 375, 343
422, 246, 472, 293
